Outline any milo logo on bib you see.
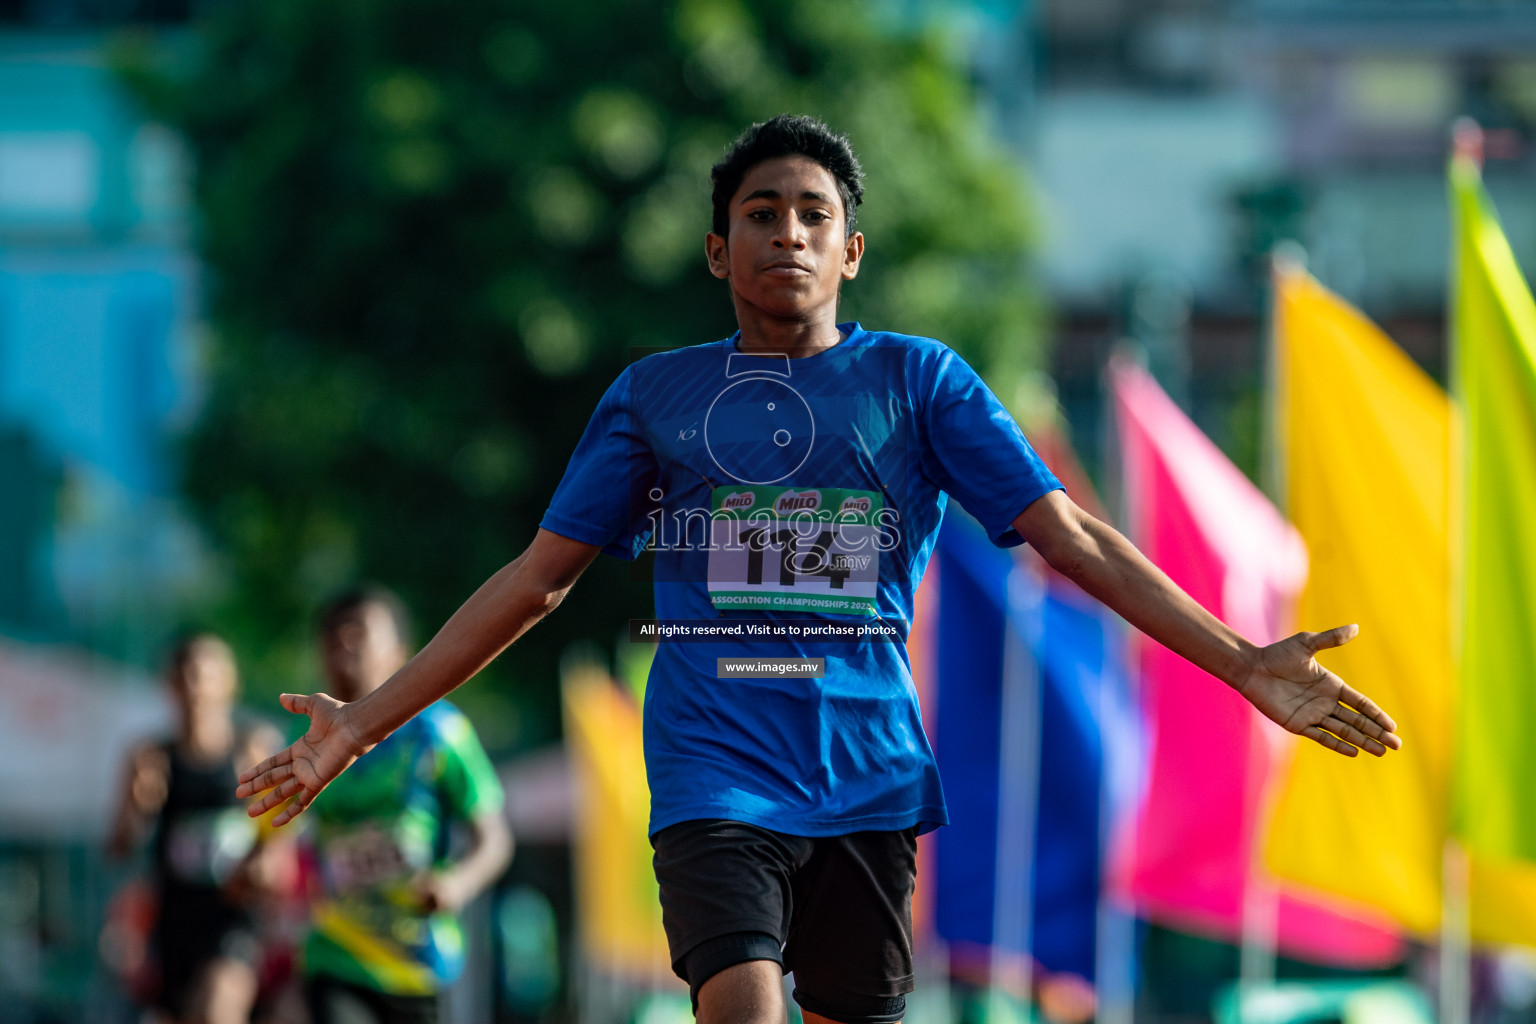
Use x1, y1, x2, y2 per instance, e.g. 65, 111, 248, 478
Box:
721, 491, 756, 512
774, 489, 822, 514
707, 485, 883, 616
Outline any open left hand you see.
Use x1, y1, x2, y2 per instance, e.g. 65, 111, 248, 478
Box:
1235, 624, 1402, 757
235, 693, 372, 826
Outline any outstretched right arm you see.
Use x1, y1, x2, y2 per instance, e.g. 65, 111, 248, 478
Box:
236, 529, 602, 825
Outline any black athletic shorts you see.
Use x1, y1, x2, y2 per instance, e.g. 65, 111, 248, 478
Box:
651, 818, 917, 1024
154, 887, 260, 1017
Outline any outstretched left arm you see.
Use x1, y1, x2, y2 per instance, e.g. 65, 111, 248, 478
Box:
1012, 490, 1401, 757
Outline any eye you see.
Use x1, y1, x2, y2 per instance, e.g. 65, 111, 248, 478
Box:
802, 209, 830, 224
747, 208, 774, 221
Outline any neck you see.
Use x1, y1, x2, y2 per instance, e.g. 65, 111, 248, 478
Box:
731, 298, 844, 358
180, 712, 234, 759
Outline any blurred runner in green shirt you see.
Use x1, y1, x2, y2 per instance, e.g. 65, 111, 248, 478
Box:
302, 588, 512, 1024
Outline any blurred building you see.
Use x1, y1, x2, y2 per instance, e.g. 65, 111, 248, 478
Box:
0, 4, 207, 1021
936, 0, 1536, 479
0, 11, 203, 665
0, 639, 169, 1021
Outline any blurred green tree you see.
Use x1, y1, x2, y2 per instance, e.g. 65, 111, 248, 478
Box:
116, 0, 1041, 753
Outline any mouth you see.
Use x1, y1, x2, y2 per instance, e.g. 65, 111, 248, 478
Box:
762, 260, 812, 275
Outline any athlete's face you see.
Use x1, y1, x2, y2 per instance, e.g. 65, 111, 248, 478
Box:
321, 602, 408, 702
706, 155, 864, 320
169, 637, 237, 720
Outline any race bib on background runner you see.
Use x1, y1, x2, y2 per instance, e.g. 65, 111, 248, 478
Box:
706, 486, 883, 616
320, 821, 419, 894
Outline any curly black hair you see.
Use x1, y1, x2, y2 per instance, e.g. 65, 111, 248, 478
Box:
710, 114, 864, 238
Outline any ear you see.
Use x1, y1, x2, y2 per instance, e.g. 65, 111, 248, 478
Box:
841, 231, 865, 281
705, 232, 730, 280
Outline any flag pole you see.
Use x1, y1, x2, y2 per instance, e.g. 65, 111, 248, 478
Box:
1235, 245, 1303, 1010
992, 562, 1043, 1023
1237, 724, 1279, 1007
1440, 841, 1471, 1024
1440, 115, 1481, 1024
1265, 244, 1306, 506
1097, 352, 1139, 1024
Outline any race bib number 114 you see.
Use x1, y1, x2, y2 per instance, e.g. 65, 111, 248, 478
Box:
706, 486, 883, 616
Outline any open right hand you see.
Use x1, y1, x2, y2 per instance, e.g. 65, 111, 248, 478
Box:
1235, 625, 1401, 757
235, 693, 371, 826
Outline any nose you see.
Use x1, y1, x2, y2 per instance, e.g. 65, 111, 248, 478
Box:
772, 211, 808, 250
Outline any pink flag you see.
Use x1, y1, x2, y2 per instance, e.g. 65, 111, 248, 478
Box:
1109, 358, 1401, 967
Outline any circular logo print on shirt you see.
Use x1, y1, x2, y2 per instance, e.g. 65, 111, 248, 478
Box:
704, 377, 816, 484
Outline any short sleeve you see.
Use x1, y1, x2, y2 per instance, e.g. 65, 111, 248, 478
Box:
918, 347, 1063, 547
433, 707, 505, 822
540, 365, 660, 560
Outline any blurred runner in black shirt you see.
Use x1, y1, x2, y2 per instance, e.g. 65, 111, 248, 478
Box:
109, 634, 287, 1024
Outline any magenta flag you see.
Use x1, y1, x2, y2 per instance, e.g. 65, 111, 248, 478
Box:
1109, 358, 1402, 967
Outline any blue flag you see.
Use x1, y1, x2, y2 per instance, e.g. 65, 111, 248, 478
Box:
931, 512, 1139, 982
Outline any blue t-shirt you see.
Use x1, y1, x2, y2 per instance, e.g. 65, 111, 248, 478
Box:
540, 323, 1062, 837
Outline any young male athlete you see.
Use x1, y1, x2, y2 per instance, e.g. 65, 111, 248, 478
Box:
298, 589, 512, 1024
238, 116, 1401, 1024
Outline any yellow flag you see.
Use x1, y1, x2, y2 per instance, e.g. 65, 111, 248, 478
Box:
562, 662, 675, 981
1265, 263, 1451, 934
1265, 264, 1536, 943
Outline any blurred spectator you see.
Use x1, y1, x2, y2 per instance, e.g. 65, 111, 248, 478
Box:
106, 633, 289, 1024
301, 588, 511, 1024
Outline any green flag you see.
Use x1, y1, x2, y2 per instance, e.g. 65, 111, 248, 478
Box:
1451, 153, 1536, 863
